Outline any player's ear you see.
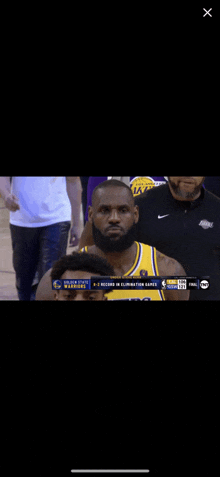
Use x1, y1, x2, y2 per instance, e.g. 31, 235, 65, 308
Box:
88, 206, 93, 223
103, 294, 108, 301
134, 205, 139, 224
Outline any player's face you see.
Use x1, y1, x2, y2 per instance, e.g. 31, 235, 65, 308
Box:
168, 177, 205, 201
89, 186, 139, 252
54, 270, 107, 301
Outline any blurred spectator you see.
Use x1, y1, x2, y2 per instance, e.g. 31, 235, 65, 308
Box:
0, 176, 82, 300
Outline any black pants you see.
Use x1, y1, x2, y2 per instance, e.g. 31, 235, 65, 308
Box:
10, 221, 71, 300
80, 176, 89, 225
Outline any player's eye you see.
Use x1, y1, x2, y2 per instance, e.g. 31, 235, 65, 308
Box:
100, 206, 110, 213
120, 206, 129, 213
88, 294, 97, 301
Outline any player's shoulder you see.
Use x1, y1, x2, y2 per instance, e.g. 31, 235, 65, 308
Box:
81, 245, 96, 254
156, 250, 185, 276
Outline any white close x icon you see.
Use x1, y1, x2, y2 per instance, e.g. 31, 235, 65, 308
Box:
203, 8, 212, 17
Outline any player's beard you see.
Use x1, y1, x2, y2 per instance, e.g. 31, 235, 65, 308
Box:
168, 177, 205, 200
92, 221, 137, 253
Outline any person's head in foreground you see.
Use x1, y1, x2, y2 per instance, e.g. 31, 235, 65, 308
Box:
51, 252, 114, 301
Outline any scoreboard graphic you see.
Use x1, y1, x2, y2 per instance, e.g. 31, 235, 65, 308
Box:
52, 277, 210, 291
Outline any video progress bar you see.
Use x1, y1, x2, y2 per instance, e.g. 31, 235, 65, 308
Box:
71, 471, 150, 474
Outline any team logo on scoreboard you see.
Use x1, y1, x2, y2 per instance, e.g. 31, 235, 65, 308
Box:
52, 280, 62, 290
130, 177, 166, 196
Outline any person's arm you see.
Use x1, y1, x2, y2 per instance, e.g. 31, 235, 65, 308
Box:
78, 220, 94, 249
157, 250, 190, 301
0, 177, 20, 211
66, 177, 83, 247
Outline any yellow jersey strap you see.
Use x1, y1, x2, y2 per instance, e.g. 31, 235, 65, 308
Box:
80, 246, 88, 253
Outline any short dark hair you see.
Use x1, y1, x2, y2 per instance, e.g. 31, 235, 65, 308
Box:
92, 179, 134, 206
51, 252, 115, 282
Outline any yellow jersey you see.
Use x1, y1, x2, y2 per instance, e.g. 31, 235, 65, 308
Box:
81, 242, 165, 301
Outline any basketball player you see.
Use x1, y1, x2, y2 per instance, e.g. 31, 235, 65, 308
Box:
79, 176, 167, 248
81, 180, 189, 300
36, 252, 114, 301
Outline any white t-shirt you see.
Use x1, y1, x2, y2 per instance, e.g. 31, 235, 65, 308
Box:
10, 177, 71, 227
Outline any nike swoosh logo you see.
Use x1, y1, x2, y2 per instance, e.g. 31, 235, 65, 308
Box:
158, 214, 170, 219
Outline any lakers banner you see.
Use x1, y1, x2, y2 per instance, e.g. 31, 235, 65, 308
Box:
130, 176, 166, 196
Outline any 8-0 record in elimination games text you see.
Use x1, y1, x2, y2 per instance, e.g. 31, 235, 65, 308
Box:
52, 277, 210, 291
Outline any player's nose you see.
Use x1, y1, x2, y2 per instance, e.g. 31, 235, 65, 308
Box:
73, 293, 87, 301
108, 209, 120, 223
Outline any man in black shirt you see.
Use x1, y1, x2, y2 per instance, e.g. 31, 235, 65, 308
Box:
135, 176, 220, 300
